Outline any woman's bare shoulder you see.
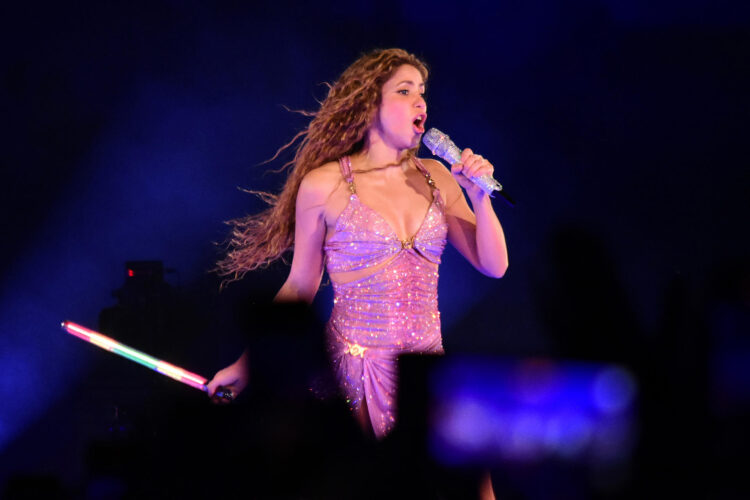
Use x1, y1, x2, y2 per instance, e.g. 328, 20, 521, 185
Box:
418, 157, 456, 184
418, 157, 463, 206
301, 161, 341, 186
298, 162, 345, 204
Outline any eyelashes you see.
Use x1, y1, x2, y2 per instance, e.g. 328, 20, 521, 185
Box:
397, 89, 427, 98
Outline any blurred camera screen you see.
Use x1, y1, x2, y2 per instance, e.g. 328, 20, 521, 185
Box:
428, 357, 638, 467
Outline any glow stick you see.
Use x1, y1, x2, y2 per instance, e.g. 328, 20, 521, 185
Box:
62, 320, 211, 393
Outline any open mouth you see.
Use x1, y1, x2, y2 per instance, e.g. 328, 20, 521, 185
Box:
413, 114, 426, 134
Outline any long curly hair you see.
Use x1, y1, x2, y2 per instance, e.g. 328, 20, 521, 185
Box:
216, 48, 429, 284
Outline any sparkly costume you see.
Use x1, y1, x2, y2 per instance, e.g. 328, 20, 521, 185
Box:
324, 156, 448, 438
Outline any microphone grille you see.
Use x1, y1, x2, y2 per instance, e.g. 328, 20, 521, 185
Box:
422, 128, 446, 153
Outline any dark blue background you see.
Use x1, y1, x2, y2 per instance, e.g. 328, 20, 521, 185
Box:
1, 1, 748, 496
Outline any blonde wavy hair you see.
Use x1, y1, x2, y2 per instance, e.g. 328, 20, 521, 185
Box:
216, 48, 429, 284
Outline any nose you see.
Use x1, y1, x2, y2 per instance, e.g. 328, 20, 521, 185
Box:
415, 95, 426, 109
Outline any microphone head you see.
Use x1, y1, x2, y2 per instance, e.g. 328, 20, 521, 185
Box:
422, 127, 461, 165
421, 128, 446, 154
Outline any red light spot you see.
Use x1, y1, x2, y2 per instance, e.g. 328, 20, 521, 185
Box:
128, 269, 134, 277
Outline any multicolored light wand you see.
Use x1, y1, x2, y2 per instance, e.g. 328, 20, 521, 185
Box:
61, 320, 232, 400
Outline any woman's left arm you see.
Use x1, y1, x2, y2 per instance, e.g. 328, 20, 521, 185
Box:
427, 149, 509, 278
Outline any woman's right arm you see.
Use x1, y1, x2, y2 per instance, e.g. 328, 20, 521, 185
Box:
273, 170, 329, 304
206, 170, 330, 400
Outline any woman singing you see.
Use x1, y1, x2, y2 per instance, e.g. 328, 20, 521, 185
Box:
207, 48, 508, 439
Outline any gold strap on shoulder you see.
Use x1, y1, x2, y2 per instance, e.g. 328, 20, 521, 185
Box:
338, 156, 356, 193
413, 157, 436, 189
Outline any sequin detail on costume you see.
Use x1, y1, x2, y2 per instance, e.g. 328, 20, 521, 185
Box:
324, 156, 447, 438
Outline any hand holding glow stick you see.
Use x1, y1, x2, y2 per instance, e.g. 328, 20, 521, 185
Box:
62, 320, 234, 401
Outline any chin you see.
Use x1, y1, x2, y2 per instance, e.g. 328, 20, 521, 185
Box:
406, 135, 421, 150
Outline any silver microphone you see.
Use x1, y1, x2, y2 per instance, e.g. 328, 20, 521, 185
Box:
422, 128, 504, 197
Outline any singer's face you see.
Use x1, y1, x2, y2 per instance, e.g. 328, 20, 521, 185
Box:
373, 64, 427, 150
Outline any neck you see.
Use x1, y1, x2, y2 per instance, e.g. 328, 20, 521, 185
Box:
355, 134, 411, 173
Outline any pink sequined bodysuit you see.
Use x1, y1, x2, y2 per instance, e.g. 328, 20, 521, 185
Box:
324, 156, 448, 438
